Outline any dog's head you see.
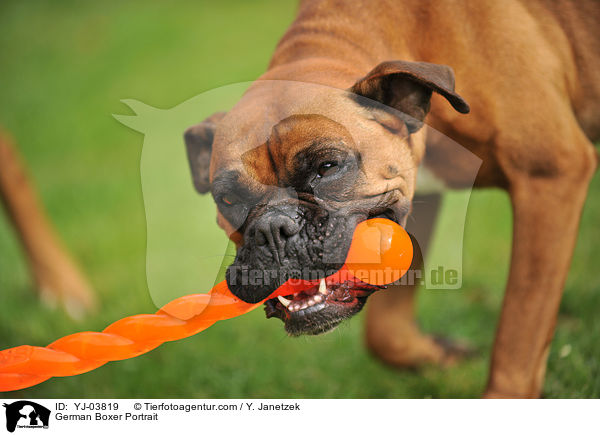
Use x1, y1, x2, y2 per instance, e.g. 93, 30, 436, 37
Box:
184, 61, 469, 335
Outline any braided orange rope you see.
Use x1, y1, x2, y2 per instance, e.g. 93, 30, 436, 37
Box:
0, 218, 413, 392
0, 281, 259, 392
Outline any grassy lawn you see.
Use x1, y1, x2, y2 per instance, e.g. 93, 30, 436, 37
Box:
0, 0, 598, 398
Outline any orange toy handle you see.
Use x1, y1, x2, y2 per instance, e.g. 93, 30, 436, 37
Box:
0, 218, 412, 392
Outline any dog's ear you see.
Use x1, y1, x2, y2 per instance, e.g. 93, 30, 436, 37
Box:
350, 60, 469, 133
184, 112, 226, 194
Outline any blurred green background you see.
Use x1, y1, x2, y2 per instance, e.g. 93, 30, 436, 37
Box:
1, 0, 598, 398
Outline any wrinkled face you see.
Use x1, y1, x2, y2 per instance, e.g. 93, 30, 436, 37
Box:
184, 65, 469, 335
221, 114, 417, 334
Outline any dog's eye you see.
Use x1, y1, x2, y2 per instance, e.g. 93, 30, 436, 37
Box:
317, 161, 339, 178
219, 195, 234, 206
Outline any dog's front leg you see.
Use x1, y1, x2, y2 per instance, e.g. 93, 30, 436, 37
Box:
365, 194, 443, 367
485, 131, 597, 398
366, 193, 470, 367
0, 129, 96, 316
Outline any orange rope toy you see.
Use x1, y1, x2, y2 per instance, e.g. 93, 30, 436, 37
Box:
0, 218, 413, 392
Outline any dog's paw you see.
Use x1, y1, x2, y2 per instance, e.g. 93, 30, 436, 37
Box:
432, 335, 476, 367
366, 329, 474, 369
34, 252, 97, 320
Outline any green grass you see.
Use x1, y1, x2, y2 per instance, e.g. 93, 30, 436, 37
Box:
0, 0, 599, 398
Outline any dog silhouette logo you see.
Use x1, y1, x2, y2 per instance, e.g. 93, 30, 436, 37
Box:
3, 401, 50, 433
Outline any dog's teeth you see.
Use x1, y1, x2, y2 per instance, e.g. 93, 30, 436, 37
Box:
277, 295, 291, 307
285, 287, 328, 314
319, 278, 328, 295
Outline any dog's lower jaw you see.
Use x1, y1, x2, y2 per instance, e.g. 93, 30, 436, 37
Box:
286, 320, 342, 336
264, 278, 376, 335
283, 298, 367, 336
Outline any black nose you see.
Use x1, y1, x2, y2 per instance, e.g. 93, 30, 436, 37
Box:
254, 212, 300, 247
254, 212, 300, 264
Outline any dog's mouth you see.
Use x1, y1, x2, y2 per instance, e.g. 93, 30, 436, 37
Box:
263, 277, 380, 336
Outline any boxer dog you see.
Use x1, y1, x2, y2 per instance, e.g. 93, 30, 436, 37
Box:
184, 0, 599, 398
